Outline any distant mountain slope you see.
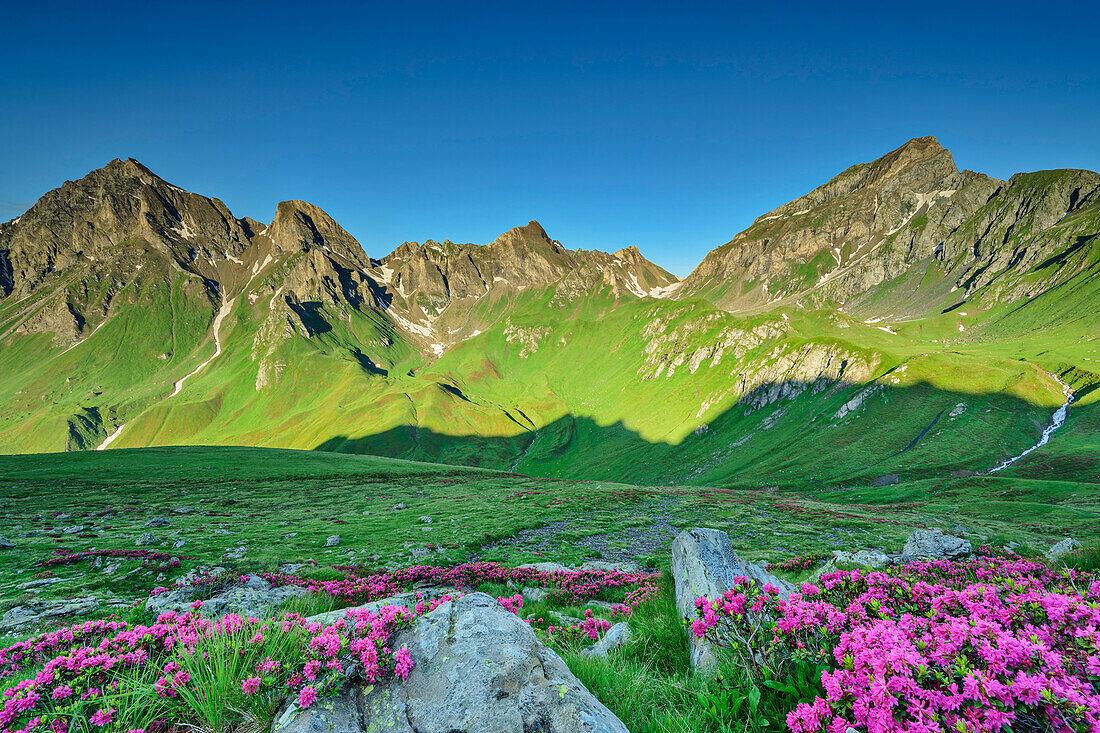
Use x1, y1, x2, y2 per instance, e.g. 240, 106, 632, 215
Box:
1, 142, 1097, 491
677, 137, 1100, 319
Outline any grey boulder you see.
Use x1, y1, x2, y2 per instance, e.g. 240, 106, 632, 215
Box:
135, 532, 158, 546
902, 528, 971, 561
0, 535, 14, 549
325, 535, 341, 547
303, 587, 461, 626
1, 596, 100, 630
820, 549, 891, 574
671, 527, 794, 670
1047, 538, 1081, 561
581, 622, 633, 658
273, 592, 627, 733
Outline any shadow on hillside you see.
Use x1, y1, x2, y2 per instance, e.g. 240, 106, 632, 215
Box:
314, 376, 1099, 489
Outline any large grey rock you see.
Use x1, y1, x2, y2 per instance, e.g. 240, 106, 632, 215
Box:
517, 561, 571, 574
146, 577, 306, 619
902, 528, 971, 560
145, 517, 171, 527
135, 532, 158, 546
581, 622, 632, 658
1, 596, 100, 630
671, 527, 794, 670
223, 546, 248, 561
814, 549, 891, 579
1047, 538, 1081, 561
273, 593, 628, 733
325, 535, 341, 547
0, 535, 14, 549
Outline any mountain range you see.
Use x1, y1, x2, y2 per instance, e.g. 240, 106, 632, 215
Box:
2, 137, 1098, 489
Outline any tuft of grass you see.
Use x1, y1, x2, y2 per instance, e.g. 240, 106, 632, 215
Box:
564, 651, 713, 733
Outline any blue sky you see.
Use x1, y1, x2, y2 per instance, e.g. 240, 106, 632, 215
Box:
2, 1, 1097, 276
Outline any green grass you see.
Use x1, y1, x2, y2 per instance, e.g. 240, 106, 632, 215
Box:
0, 444, 1091, 639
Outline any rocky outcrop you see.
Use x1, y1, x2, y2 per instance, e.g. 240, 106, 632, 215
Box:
303, 588, 461, 626
901, 528, 972, 561
0, 596, 109, 631
580, 621, 632, 658
272, 592, 628, 733
670, 527, 794, 670
146, 575, 306, 619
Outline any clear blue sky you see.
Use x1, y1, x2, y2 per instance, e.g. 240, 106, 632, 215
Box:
2, 1, 1097, 276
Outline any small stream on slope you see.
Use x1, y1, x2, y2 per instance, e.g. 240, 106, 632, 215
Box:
988, 372, 1075, 473
510, 429, 540, 472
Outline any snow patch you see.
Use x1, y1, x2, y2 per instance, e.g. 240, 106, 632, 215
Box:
649, 281, 683, 298
757, 207, 810, 222
252, 254, 274, 276
171, 220, 196, 240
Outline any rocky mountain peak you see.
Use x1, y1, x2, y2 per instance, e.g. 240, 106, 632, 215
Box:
266, 200, 366, 263
489, 220, 564, 256
100, 157, 157, 180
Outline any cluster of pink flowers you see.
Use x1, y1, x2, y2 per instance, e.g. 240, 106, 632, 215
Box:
692, 550, 1100, 732
0, 599, 421, 731
775, 552, 828, 572
39, 548, 195, 569
156, 561, 659, 610
547, 609, 612, 641
497, 594, 524, 615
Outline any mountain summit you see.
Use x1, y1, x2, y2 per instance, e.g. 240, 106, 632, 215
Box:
677, 137, 1100, 317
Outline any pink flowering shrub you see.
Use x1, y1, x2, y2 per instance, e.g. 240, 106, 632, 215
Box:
775, 552, 829, 573
0, 560, 654, 731
692, 550, 1100, 732
0, 601, 420, 731
39, 548, 195, 569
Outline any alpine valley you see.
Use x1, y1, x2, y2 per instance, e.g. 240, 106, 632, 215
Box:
2, 136, 1099, 491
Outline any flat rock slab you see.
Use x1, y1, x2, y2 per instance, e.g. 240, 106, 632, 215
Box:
0, 596, 100, 630
273, 592, 628, 733
147, 577, 306, 619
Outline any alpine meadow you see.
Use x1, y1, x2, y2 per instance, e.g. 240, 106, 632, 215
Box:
1, 135, 1098, 733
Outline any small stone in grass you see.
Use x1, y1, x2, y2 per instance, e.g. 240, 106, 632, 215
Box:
325, 535, 341, 547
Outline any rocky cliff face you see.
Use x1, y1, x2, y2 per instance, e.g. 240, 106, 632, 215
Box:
677, 137, 1100, 317
363, 220, 679, 353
